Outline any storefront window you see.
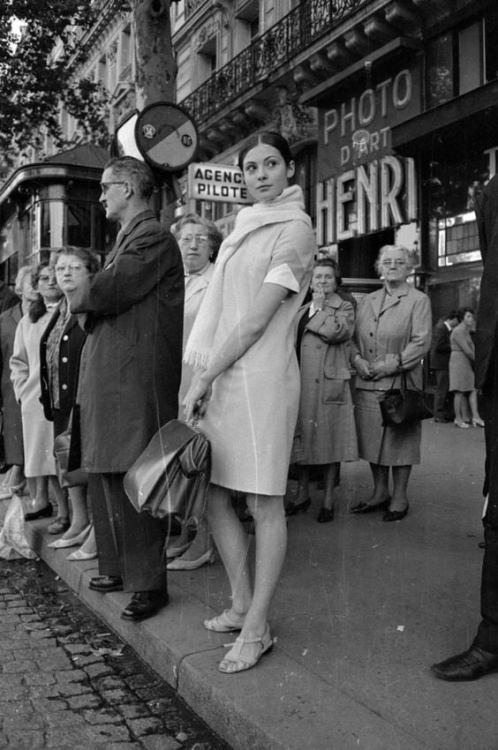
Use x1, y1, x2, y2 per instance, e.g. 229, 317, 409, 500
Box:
429, 154, 489, 267
67, 202, 92, 247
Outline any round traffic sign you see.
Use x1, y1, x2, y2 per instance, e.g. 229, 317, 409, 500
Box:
135, 102, 198, 172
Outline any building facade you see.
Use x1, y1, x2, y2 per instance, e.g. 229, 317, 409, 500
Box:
174, 0, 497, 316
0, 0, 496, 319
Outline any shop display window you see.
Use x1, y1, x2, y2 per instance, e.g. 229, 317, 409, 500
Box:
429, 155, 488, 268
437, 212, 481, 267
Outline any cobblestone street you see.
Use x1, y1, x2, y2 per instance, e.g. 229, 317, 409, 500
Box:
0, 559, 230, 750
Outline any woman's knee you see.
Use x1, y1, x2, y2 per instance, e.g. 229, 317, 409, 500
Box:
246, 495, 285, 524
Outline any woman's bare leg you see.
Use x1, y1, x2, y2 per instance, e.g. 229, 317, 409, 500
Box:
206, 484, 252, 618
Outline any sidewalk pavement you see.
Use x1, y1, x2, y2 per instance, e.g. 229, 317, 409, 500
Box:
26, 420, 497, 750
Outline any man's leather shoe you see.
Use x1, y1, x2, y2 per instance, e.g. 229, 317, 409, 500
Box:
431, 646, 498, 681
121, 590, 169, 622
89, 576, 123, 593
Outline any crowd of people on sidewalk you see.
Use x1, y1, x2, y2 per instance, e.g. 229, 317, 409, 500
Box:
0, 132, 496, 681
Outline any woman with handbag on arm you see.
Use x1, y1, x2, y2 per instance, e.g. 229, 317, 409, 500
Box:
350, 244, 431, 522
41, 247, 100, 559
184, 131, 315, 673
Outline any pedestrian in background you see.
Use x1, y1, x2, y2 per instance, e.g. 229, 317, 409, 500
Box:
350, 244, 432, 522
167, 213, 222, 571
430, 309, 458, 422
184, 131, 315, 673
0, 267, 29, 498
449, 307, 484, 428
289, 258, 358, 523
67, 156, 184, 623
431, 173, 498, 681
10, 262, 69, 531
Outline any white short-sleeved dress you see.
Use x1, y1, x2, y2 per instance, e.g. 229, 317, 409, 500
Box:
198, 209, 315, 497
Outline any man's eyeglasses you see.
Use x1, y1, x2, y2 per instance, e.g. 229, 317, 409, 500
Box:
100, 181, 126, 194
180, 234, 209, 246
55, 263, 86, 273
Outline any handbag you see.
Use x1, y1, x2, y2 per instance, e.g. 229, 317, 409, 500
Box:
380, 371, 432, 427
53, 407, 88, 488
123, 419, 211, 528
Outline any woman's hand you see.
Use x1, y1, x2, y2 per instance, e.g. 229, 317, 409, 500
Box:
354, 356, 372, 379
312, 289, 326, 311
183, 372, 212, 423
370, 359, 390, 380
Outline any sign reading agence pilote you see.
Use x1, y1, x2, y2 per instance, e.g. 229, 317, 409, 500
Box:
187, 163, 251, 204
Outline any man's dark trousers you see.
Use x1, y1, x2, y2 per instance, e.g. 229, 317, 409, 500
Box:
89, 473, 167, 594
434, 369, 451, 421
475, 344, 498, 653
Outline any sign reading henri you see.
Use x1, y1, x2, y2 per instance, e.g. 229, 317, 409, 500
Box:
188, 163, 251, 204
316, 65, 421, 245
135, 102, 198, 172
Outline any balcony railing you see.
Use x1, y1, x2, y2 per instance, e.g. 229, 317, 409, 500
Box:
181, 0, 368, 124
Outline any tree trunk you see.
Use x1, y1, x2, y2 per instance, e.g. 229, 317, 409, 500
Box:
133, 0, 177, 110
132, 0, 178, 225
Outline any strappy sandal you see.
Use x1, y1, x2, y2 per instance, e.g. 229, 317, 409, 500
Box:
218, 625, 273, 674
203, 609, 246, 633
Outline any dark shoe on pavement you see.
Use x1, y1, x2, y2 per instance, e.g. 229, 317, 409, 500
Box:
350, 499, 390, 514
25, 504, 53, 521
121, 590, 169, 622
383, 505, 409, 522
431, 646, 498, 681
89, 575, 123, 593
317, 507, 334, 523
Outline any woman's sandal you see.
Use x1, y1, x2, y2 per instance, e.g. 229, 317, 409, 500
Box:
204, 609, 246, 633
219, 625, 273, 674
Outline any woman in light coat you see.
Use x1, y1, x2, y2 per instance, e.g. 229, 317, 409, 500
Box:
166, 214, 222, 570
10, 262, 68, 531
350, 245, 431, 521
289, 258, 357, 522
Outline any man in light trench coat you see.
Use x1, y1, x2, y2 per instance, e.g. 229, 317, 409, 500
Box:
67, 156, 184, 622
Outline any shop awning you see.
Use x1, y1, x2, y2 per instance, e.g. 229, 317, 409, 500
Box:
392, 79, 498, 160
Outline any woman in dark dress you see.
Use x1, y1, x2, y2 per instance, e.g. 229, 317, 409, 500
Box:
41, 247, 100, 558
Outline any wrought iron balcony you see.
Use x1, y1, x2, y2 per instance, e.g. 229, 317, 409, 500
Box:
180, 0, 368, 124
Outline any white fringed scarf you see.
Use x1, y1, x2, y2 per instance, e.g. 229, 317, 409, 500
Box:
184, 185, 311, 371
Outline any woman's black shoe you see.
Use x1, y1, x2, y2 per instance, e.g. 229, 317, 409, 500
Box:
383, 505, 409, 522
285, 498, 311, 516
317, 507, 334, 523
350, 499, 390, 514
24, 505, 53, 521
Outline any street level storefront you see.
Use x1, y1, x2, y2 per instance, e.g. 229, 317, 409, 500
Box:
305, 58, 422, 294
0, 145, 110, 285
392, 77, 498, 319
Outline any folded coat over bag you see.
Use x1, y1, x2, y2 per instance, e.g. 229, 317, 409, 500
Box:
123, 419, 211, 525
